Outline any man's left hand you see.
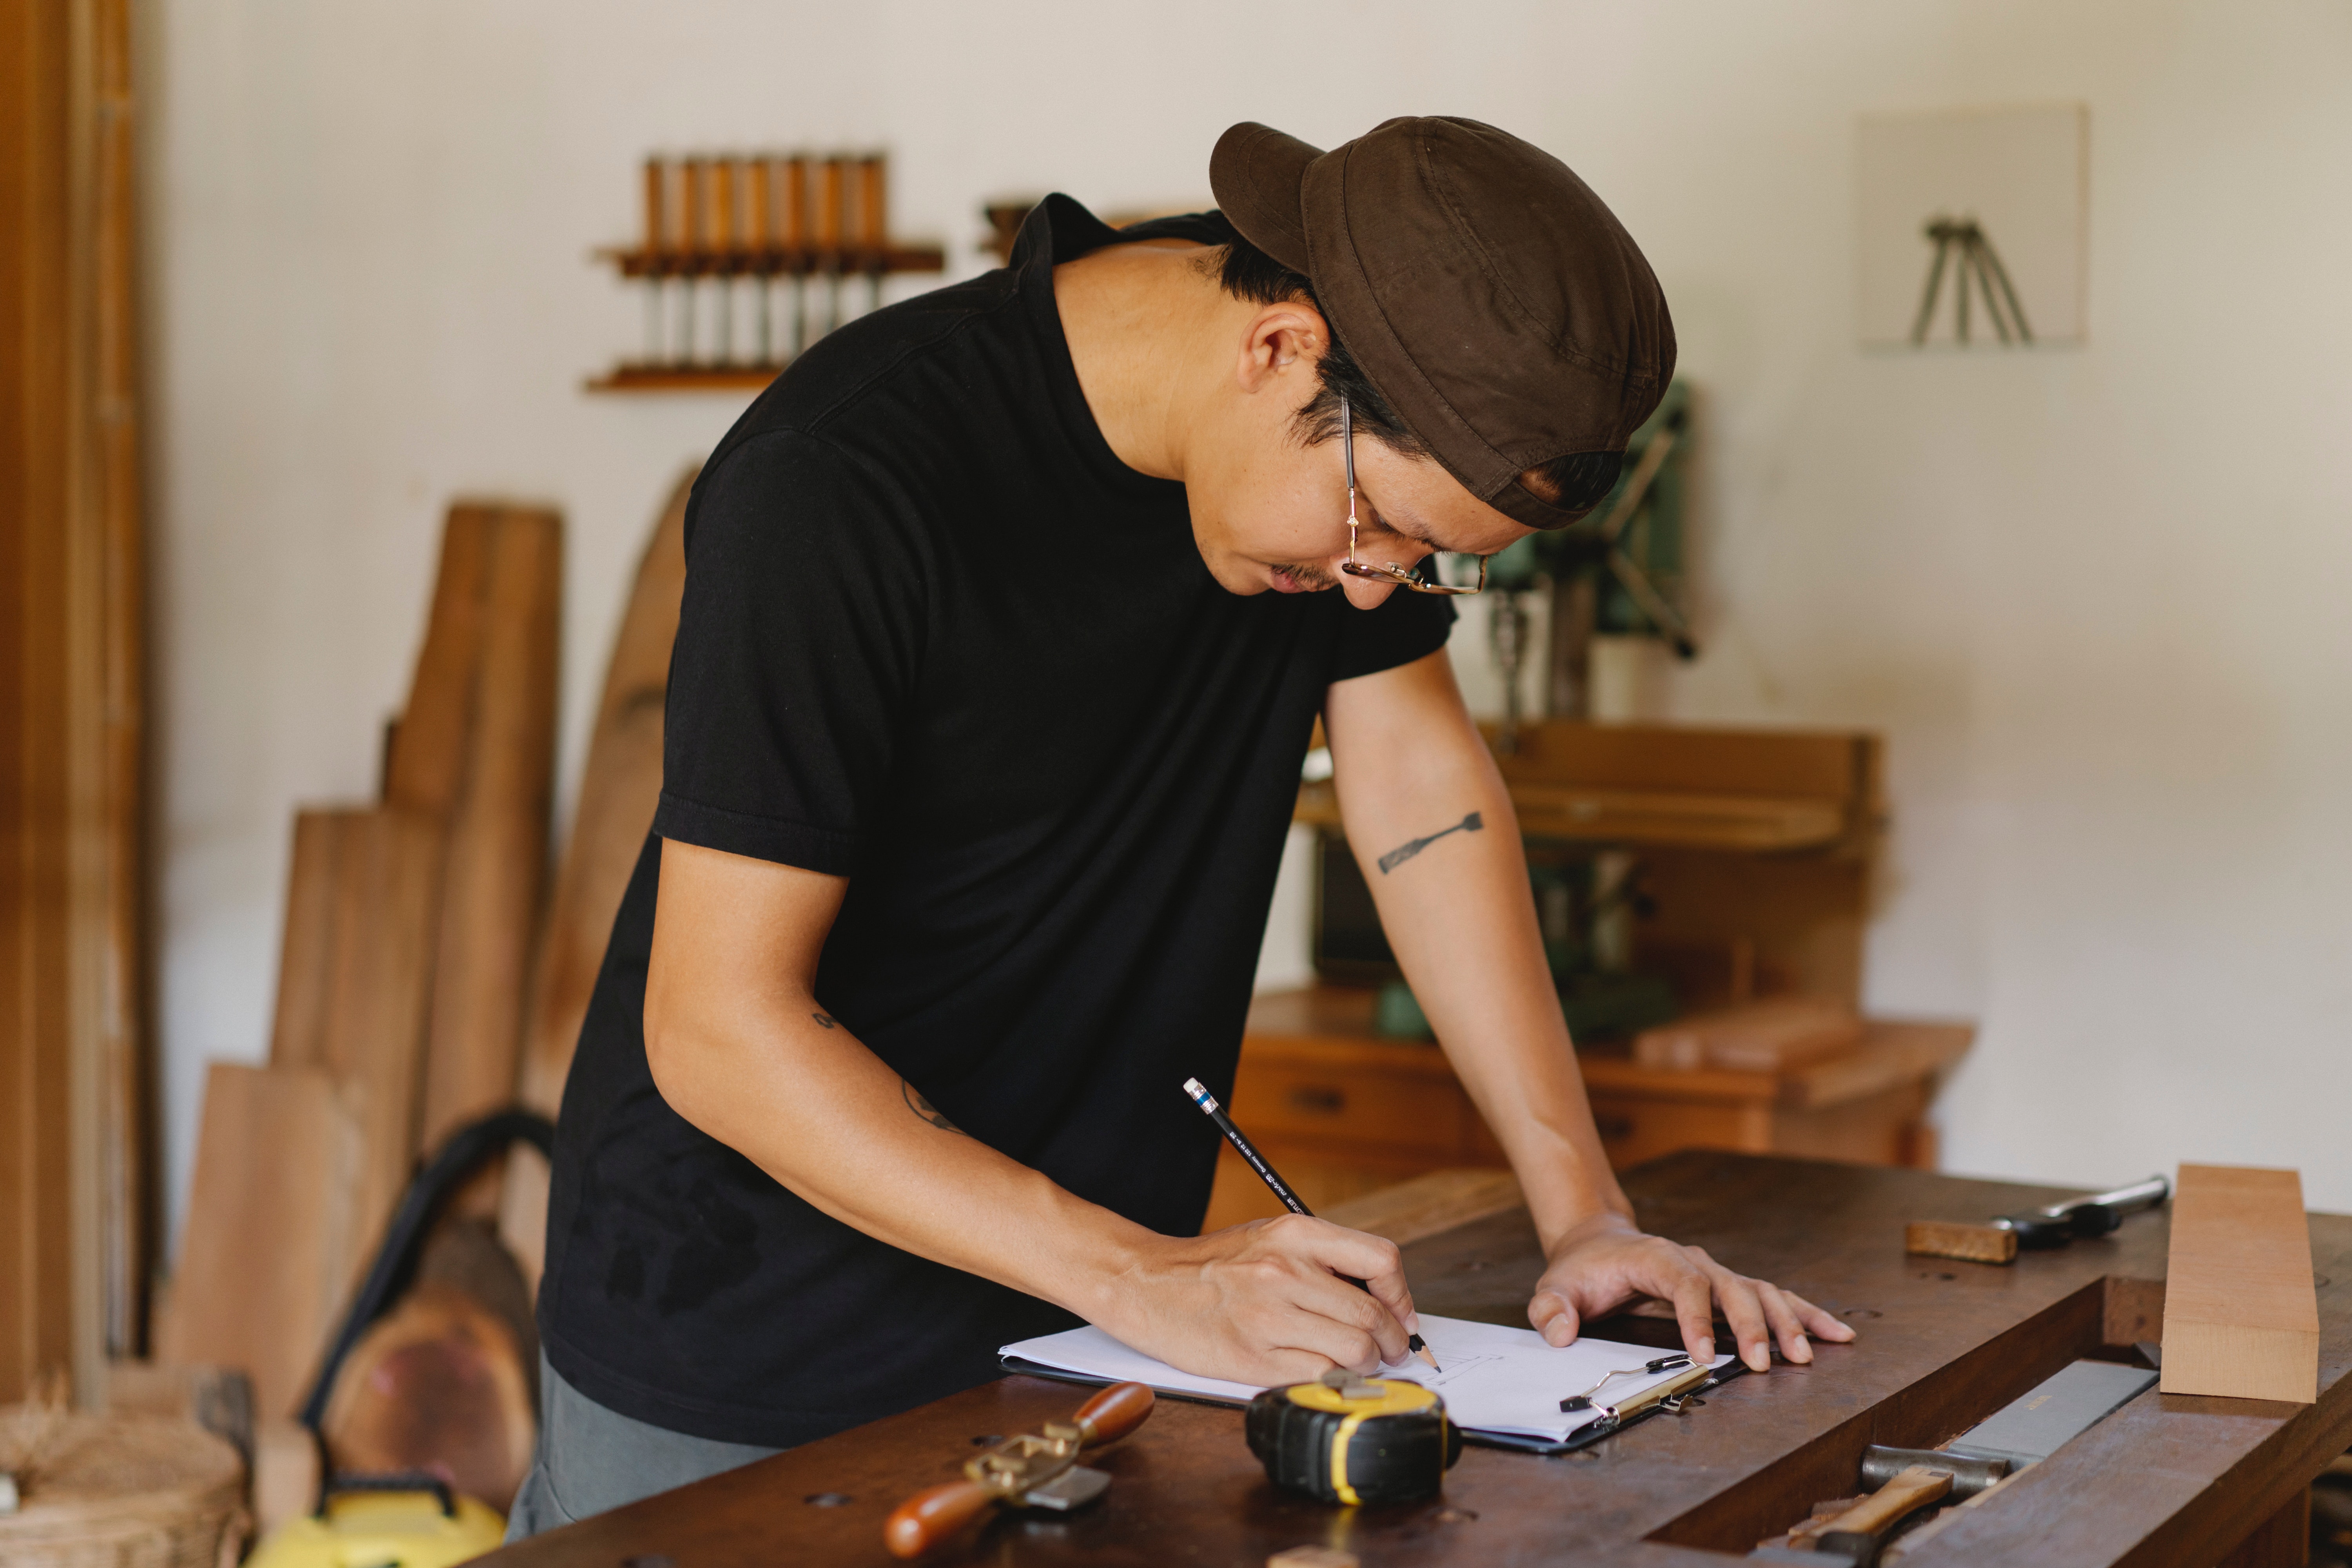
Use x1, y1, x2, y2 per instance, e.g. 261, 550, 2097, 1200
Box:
1527, 1212, 1857, 1372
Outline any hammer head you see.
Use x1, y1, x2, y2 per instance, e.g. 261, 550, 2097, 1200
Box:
1859, 1445, 2008, 1500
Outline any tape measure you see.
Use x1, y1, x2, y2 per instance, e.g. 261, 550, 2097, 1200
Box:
1244, 1370, 1463, 1505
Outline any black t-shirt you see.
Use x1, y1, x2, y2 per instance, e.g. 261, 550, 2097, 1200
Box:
539, 195, 1455, 1447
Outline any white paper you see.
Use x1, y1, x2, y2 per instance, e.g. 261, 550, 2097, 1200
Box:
1002, 1313, 1733, 1444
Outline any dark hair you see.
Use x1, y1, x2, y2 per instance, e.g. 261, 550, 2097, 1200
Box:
1207, 236, 1624, 517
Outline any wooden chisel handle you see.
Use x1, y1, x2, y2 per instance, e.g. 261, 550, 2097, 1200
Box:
884, 1479, 996, 1560
1074, 1380, 1154, 1445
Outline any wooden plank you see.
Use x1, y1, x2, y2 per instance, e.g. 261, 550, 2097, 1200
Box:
416, 506, 561, 1164
3, 0, 151, 1399
2161, 1163, 2319, 1405
268, 809, 349, 1068
499, 472, 690, 1281
156, 1062, 360, 1419
384, 506, 495, 818
319, 808, 444, 1273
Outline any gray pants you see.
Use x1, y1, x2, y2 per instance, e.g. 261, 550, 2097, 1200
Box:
505, 1354, 782, 1541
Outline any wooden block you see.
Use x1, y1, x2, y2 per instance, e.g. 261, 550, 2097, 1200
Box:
1633, 996, 1865, 1074
1905, 1220, 2016, 1265
158, 1063, 361, 1420
2160, 1163, 2318, 1404
319, 1281, 534, 1514
499, 471, 688, 1282
415, 505, 562, 1163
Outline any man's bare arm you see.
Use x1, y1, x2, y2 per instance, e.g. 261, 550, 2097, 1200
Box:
1322, 649, 1854, 1370
643, 839, 1419, 1385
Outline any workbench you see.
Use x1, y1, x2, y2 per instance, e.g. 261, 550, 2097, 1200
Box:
483, 1153, 2349, 1567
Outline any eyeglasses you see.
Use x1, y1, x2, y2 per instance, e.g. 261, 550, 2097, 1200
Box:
1338, 396, 1487, 596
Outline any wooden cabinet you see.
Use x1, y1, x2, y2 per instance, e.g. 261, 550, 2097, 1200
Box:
1200, 986, 1971, 1232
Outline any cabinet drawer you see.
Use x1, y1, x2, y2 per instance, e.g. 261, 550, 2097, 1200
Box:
1587, 1096, 1766, 1171
1230, 1062, 1466, 1156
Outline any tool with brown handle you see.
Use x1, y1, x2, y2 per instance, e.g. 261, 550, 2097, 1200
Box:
1791, 1465, 1953, 1566
884, 1381, 1154, 1559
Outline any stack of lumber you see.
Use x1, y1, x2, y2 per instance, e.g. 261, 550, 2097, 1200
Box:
152, 472, 693, 1521
499, 472, 690, 1285
160, 501, 562, 1429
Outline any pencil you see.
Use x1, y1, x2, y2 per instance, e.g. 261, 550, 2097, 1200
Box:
1182, 1076, 1441, 1373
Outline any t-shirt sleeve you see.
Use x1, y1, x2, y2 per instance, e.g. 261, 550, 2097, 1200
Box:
653, 429, 927, 877
1327, 589, 1457, 684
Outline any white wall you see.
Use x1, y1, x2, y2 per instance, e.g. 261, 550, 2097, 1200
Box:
148, 0, 2352, 1241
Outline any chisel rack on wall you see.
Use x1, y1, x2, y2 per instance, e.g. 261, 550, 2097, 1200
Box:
589, 152, 944, 393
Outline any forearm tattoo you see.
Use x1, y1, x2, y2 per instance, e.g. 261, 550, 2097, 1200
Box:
1377, 810, 1484, 874
811, 1011, 838, 1029
901, 1078, 964, 1134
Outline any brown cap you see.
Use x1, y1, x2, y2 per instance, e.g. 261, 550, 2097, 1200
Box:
1211, 117, 1675, 529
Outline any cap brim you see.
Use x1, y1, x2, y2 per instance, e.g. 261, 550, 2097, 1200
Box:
1209, 122, 1321, 274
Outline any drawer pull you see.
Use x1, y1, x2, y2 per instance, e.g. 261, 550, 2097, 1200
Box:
1287, 1085, 1346, 1115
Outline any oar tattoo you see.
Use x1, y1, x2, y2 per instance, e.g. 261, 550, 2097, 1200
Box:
1377, 810, 1483, 874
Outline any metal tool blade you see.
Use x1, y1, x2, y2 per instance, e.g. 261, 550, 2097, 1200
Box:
1020, 1465, 1111, 1512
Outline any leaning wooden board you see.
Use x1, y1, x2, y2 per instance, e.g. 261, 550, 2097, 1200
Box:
404, 505, 563, 1161
479, 1152, 2352, 1568
498, 469, 692, 1283
158, 1062, 361, 1419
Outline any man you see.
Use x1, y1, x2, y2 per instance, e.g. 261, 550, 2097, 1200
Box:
511, 116, 1851, 1535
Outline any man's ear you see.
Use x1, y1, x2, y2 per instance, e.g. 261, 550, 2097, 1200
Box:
1235, 301, 1329, 395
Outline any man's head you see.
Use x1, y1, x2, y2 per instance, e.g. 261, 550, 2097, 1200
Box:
1175, 116, 1675, 609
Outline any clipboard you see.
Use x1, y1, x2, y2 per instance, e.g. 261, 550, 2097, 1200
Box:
999, 1345, 1749, 1456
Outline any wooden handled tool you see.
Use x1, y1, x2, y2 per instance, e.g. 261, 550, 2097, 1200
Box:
1748, 1465, 1953, 1565
1753, 1453, 1992, 1565
884, 1381, 1152, 1559
1807, 1465, 1952, 1564
1907, 1174, 2169, 1265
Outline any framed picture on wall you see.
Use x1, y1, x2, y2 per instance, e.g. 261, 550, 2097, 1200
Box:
1857, 103, 2088, 349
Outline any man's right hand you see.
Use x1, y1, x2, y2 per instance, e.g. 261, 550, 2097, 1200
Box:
1092, 1213, 1421, 1386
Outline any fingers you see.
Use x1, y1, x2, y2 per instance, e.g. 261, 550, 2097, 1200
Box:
1668, 1260, 1718, 1367
1528, 1289, 1581, 1348
1786, 1289, 1858, 1344
1702, 1261, 1775, 1372
1751, 1281, 1813, 1365
1236, 1216, 1410, 1369
1266, 1216, 1414, 1365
